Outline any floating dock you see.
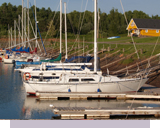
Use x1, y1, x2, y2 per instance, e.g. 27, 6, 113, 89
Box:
51, 107, 160, 119
35, 84, 160, 119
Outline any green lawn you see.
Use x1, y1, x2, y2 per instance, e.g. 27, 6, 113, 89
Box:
44, 35, 160, 64
97, 36, 160, 44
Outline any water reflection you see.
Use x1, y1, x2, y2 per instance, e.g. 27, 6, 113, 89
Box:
0, 62, 26, 119
23, 96, 160, 120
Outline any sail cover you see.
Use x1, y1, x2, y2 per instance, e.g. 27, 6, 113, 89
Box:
41, 53, 62, 62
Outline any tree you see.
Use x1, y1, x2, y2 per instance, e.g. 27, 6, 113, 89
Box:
0, 2, 160, 38
81, 22, 93, 34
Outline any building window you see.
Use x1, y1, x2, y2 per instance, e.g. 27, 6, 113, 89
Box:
156, 30, 159, 33
145, 29, 148, 33
131, 21, 135, 27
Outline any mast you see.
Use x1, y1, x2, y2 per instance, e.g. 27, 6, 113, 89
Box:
94, 0, 97, 72
14, 20, 16, 46
97, 8, 100, 38
11, 27, 13, 48
35, 0, 38, 48
24, 7, 26, 47
34, 0, 41, 52
18, 15, 21, 47
8, 24, 10, 49
64, 2, 67, 60
83, 37, 85, 56
22, 0, 24, 46
28, 0, 30, 47
60, 0, 62, 58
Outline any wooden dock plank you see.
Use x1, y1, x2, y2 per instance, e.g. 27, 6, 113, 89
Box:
52, 107, 160, 119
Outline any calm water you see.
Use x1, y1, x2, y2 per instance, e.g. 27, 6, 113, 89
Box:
0, 62, 160, 119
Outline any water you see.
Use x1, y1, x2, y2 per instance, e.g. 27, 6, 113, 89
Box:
0, 62, 160, 119
0, 62, 53, 119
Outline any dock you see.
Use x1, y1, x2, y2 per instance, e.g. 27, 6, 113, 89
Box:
35, 84, 160, 119
51, 107, 160, 119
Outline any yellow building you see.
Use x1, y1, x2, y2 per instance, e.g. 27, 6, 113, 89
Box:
127, 18, 160, 37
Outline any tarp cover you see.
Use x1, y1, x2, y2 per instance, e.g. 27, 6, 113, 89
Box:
41, 53, 61, 62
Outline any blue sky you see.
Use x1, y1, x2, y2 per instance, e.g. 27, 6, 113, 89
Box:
0, 0, 160, 16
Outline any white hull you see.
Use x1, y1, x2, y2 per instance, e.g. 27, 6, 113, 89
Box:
3, 58, 14, 64
23, 78, 147, 94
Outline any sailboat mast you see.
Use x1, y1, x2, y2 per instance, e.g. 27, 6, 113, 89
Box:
94, 0, 97, 72
14, 20, 16, 46
28, 0, 30, 46
34, 0, 41, 52
24, 7, 26, 47
8, 24, 10, 49
11, 27, 13, 48
35, 0, 37, 48
18, 15, 21, 47
60, 0, 62, 57
64, 2, 67, 60
22, 0, 24, 46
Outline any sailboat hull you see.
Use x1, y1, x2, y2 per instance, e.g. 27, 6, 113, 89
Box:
3, 58, 15, 64
23, 78, 147, 95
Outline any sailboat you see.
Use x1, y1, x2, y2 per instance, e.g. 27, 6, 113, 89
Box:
22, 0, 148, 95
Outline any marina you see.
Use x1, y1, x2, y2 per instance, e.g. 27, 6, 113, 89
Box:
1, 0, 160, 121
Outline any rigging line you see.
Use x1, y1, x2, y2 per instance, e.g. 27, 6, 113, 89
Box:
125, 77, 144, 119
120, 0, 140, 60
77, 0, 83, 35
78, 0, 89, 35
51, 11, 65, 55
43, 3, 60, 44
144, 35, 160, 78
19, 14, 33, 50
50, 9, 62, 47
66, 5, 76, 37
120, 0, 146, 119
30, 2, 46, 54
150, 35, 160, 59
120, 0, 145, 76
70, 0, 89, 50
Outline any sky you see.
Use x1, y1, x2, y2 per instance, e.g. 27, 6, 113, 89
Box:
0, 0, 160, 16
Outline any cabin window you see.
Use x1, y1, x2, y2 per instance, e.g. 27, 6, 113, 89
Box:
145, 29, 148, 33
81, 78, 95, 81
69, 79, 79, 82
156, 30, 159, 33
32, 76, 59, 79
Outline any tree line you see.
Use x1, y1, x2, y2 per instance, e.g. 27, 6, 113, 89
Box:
0, 2, 160, 39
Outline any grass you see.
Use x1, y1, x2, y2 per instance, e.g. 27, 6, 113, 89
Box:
97, 36, 160, 44
42, 35, 160, 64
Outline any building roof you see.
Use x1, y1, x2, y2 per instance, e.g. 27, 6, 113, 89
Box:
133, 18, 160, 29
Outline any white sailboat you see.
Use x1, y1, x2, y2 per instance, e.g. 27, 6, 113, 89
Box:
22, 0, 148, 95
